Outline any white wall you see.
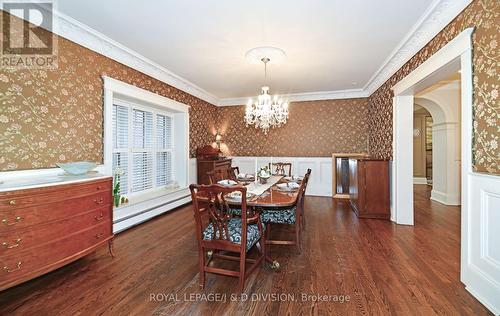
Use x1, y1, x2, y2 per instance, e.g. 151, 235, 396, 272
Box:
230, 156, 332, 197
188, 156, 332, 197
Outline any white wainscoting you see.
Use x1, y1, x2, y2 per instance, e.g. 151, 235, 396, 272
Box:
462, 172, 500, 314
230, 156, 332, 197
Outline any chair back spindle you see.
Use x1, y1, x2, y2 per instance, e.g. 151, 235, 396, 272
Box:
269, 162, 292, 176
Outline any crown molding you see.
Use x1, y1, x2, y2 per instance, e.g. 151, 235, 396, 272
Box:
24, 1, 470, 106
218, 89, 369, 106
49, 9, 220, 105
362, 0, 472, 95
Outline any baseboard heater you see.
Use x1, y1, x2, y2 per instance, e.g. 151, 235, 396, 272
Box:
113, 190, 191, 233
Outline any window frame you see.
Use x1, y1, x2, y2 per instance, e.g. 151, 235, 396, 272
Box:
112, 98, 175, 198
103, 76, 189, 202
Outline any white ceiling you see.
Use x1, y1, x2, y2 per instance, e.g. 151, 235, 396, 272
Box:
57, 0, 440, 101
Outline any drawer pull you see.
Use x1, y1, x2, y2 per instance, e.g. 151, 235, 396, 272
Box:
94, 197, 104, 205
96, 185, 102, 190
2, 238, 22, 249
9, 200, 16, 205
95, 232, 104, 239
3, 261, 22, 273
95, 213, 105, 221
2, 216, 22, 226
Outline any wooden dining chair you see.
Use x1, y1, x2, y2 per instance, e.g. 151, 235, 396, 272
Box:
260, 169, 311, 252
189, 184, 266, 292
206, 169, 226, 184
269, 162, 292, 176
299, 169, 312, 230
230, 166, 240, 180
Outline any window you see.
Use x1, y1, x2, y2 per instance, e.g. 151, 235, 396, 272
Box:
112, 99, 173, 196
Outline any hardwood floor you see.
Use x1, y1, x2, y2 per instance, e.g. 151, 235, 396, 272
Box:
0, 185, 491, 315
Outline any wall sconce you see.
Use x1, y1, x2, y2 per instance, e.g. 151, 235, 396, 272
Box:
215, 134, 222, 150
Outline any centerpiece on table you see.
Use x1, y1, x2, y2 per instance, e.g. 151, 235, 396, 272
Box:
257, 166, 271, 184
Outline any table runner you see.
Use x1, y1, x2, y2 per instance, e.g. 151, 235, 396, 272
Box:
245, 175, 282, 196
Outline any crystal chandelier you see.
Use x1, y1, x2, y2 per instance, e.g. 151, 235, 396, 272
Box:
244, 57, 289, 134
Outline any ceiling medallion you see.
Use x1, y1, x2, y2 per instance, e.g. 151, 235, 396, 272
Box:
244, 47, 288, 135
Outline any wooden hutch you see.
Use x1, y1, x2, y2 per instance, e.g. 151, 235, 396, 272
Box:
196, 145, 232, 185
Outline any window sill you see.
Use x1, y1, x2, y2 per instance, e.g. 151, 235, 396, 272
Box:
115, 185, 184, 209
113, 186, 191, 226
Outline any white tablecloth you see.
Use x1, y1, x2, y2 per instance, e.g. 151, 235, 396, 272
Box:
245, 175, 282, 196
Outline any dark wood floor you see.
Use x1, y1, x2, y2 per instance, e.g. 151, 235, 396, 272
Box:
0, 185, 491, 315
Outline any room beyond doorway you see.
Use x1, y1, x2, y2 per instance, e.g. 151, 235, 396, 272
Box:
413, 73, 462, 206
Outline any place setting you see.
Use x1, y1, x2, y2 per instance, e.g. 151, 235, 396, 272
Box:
236, 173, 255, 182
274, 181, 300, 192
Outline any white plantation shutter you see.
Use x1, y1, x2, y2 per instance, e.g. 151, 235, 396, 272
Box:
133, 109, 153, 148
111, 100, 175, 197
156, 114, 172, 149
156, 151, 172, 186
132, 152, 153, 192
132, 109, 154, 193
112, 105, 128, 195
156, 114, 173, 187
112, 105, 128, 148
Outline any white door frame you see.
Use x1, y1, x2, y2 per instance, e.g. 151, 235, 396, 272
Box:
391, 27, 473, 225
392, 28, 500, 314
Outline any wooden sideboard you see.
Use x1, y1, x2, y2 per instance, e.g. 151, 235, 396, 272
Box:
197, 158, 232, 185
0, 177, 114, 291
196, 145, 232, 185
348, 159, 390, 219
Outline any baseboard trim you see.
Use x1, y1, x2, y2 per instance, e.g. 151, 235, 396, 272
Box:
413, 177, 428, 184
465, 285, 500, 316
430, 189, 461, 206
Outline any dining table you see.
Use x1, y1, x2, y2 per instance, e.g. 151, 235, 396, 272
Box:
225, 175, 301, 209
224, 175, 302, 269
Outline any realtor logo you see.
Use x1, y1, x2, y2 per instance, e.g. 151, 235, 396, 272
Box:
1, 0, 58, 69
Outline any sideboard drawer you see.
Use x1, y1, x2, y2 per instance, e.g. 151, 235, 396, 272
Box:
0, 176, 114, 291
0, 192, 112, 231
0, 178, 112, 210
214, 161, 231, 168
0, 207, 111, 256
0, 221, 112, 287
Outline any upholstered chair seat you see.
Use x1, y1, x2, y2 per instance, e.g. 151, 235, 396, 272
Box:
202, 218, 263, 251
190, 183, 266, 292
261, 207, 297, 225
227, 207, 243, 216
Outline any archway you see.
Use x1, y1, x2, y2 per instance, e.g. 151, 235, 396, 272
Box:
415, 92, 461, 205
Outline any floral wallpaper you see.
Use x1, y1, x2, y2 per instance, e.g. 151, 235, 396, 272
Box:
2, 1, 498, 173
216, 99, 369, 157
0, 14, 217, 171
368, 0, 500, 174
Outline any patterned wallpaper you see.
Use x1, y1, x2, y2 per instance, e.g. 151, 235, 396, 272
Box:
216, 99, 369, 157
0, 15, 217, 171
368, 0, 500, 174
2, 1, 498, 172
